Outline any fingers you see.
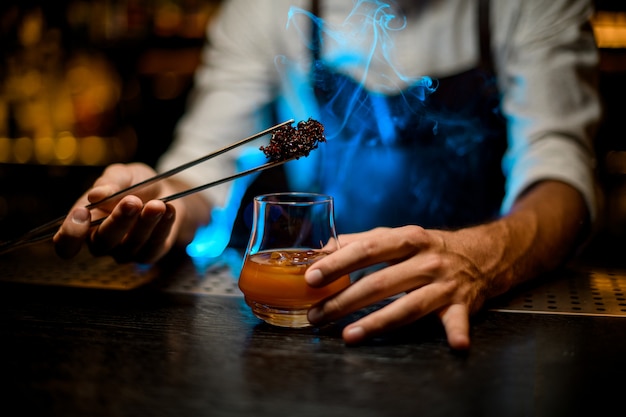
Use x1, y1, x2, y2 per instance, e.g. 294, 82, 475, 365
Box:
135, 203, 176, 263
308, 259, 435, 323
111, 202, 176, 264
87, 163, 162, 211
86, 185, 119, 209
304, 225, 476, 350
305, 226, 431, 287
87, 164, 135, 209
306, 230, 389, 287
53, 207, 93, 259
89, 197, 175, 262
53, 162, 174, 262
439, 303, 471, 350
54, 194, 176, 263
87, 196, 144, 256
323, 283, 471, 351
310, 278, 450, 336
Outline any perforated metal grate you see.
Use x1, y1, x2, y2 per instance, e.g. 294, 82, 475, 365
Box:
489, 268, 626, 317
158, 258, 242, 296
0, 241, 242, 296
3, 242, 626, 317
0, 241, 158, 290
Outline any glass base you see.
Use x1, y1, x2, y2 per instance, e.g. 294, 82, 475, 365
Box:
245, 298, 312, 328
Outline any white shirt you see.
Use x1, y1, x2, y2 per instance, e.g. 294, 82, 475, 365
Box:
157, 0, 601, 221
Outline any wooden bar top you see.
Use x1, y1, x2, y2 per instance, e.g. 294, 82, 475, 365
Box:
1, 240, 626, 417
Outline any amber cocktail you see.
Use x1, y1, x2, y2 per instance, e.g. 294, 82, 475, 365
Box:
239, 249, 350, 327
238, 193, 349, 327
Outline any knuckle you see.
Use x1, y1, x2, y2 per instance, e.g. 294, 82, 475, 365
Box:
398, 225, 428, 247
358, 238, 379, 258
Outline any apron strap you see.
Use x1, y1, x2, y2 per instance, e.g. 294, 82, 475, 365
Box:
478, 0, 494, 74
311, 0, 321, 61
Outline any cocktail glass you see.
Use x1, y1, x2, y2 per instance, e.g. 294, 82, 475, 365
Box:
238, 192, 350, 327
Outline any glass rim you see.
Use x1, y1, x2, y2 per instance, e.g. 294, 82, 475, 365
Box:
253, 192, 333, 205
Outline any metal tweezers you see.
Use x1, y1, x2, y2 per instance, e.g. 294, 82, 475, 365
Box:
0, 119, 296, 256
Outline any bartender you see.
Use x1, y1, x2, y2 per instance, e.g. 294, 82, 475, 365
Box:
54, 0, 601, 349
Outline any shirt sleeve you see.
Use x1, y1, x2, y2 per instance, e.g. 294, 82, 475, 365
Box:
496, 0, 602, 221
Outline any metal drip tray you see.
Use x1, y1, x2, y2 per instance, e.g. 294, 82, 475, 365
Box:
157, 252, 243, 296
2, 242, 626, 317
0, 241, 243, 296
0, 242, 159, 290
488, 267, 626, 317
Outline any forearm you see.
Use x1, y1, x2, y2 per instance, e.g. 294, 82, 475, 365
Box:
450, 180, 590, 300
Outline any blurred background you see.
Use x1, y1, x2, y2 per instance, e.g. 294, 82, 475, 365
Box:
0, 0, 625, 248
0, 0, 222, 241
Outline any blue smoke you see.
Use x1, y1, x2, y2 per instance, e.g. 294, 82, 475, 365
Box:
281, 0, 436, 132
277, 1, 438, 207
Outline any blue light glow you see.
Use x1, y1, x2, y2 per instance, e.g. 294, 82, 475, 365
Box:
186, 147, 266, 273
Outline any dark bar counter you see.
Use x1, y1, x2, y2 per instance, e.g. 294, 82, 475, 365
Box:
1, 239, 626, 417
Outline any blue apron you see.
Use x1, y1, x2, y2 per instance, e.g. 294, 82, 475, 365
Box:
309, 0, 506, 233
